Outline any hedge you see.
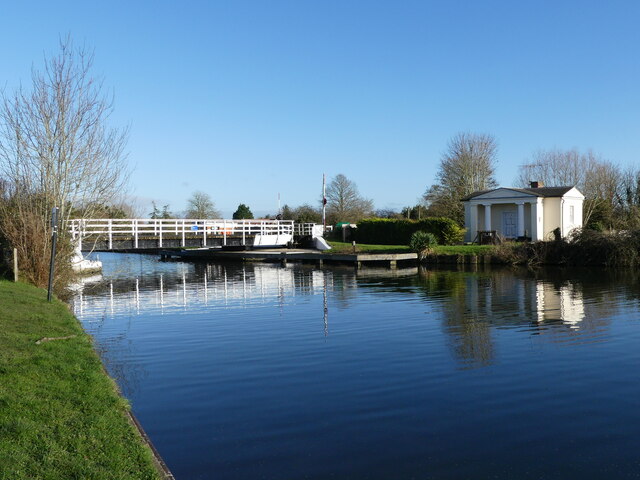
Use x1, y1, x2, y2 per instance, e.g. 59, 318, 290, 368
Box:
353, 218, 465, 245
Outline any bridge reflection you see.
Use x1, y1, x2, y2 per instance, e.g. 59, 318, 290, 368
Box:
72, 259, 639, 371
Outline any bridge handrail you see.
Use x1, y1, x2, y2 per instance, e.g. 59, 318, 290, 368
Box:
67, 218, 322, 249
69, 218, 294, 234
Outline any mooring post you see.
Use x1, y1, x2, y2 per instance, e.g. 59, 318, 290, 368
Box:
47, 207, 59, 302
13, 248, 18, 282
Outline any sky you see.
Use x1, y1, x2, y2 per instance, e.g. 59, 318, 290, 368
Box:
2, 0, 640, 217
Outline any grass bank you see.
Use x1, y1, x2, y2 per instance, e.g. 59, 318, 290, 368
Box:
0, 280, 160, 480
328, 241, 494, 256
328, 241, 411, 254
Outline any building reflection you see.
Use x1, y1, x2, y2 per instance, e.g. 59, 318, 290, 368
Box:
414, 267, 620, 369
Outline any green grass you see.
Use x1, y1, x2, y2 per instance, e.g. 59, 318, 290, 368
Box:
328, 241, 412, 254
0, 281, 160, 480
432, 244, 495, 255
328, 241, 494, 256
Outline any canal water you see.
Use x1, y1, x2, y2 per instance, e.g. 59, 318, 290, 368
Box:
72, 253, 640, 480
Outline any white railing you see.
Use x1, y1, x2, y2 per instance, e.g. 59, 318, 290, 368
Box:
293, 223, 323, 237
68, 218, 295, 249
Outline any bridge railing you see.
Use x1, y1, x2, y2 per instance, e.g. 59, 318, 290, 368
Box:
293, 223, 324, 237
68, 218, 295, 249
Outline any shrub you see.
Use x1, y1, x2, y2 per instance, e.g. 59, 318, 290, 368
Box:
567, 228, 640, 267
354, 217, 464, 245
409, 231, 438, 260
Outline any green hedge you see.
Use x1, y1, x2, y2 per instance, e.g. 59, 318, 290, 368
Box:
354, 218, 465, 245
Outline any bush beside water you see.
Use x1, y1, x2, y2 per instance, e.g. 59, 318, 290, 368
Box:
409, 231, 438, 260
491, 228, 640, 267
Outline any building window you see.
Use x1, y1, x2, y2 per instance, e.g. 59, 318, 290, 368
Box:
569, 205, 575, 224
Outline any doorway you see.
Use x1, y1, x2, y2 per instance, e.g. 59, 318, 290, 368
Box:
502, 211, 517, 238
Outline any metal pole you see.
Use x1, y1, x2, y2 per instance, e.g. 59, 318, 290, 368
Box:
47, 207, 59, 302
322, 173, 326, 229
13, 248, 18, 282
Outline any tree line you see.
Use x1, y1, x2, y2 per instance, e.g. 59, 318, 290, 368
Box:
3, 38, 640, 288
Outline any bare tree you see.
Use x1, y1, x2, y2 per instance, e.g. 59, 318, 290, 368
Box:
0, 37, 129, 287
618, 166, 640, 229
325, 174, 374, 224
424, 132, 498, 225
185, 191, 221, 218
516, 149, 622, 227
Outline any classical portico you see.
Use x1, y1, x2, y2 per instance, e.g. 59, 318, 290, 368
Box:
462, 186, 584, 243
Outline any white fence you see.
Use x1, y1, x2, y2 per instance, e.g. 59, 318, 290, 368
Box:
293, 223, 324, 237
68, 218, 298, 249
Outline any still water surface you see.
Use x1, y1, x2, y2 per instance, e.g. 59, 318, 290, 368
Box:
73, 253, 640, 479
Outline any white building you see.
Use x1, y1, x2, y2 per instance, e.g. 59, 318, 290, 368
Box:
462, 183, 584, 242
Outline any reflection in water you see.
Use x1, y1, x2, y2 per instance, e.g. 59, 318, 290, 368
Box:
73, 257, 637, 374
411, 267, 626, 368
74, 262, 336, 331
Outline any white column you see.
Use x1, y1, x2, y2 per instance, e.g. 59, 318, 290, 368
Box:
517, 202, 525, 238
531, 198, 544, 241
484, 204, 492, 231
469, 203, 479, 242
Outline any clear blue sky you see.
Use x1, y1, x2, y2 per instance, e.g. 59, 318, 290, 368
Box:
2, 1, 639, 217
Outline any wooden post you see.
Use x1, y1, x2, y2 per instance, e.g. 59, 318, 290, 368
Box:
13, 248, 18, 282
203, 221, 207, 247
108, 219, 113, 250
181, 220, 186, 247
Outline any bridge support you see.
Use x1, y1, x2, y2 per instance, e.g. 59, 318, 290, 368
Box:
108, 220, 113, 250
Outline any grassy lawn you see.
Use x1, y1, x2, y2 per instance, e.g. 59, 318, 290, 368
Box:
432, 244, 495, 255
0, 280, 160, 480
328, 241, 494, 256
328, 241, 412, 254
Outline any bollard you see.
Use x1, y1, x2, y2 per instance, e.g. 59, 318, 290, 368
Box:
13, 248, 18, 282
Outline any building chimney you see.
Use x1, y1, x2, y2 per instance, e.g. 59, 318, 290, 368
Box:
530, 181, 544, 188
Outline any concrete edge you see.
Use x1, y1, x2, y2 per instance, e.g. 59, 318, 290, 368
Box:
126, 410, 176, 480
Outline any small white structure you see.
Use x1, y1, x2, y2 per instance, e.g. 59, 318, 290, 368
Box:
71, 243, 102, 273
462, 183, 584, 242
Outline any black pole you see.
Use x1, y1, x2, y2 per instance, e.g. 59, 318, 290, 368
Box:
47, 207, 59, 302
